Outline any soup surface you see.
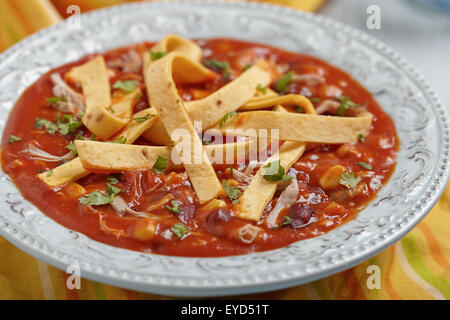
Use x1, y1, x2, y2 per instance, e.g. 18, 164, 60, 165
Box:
1, 38, 398, 257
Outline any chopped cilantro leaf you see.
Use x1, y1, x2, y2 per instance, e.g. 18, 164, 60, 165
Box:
8, 134, 21, 144
256, 84, 267, 94
57, 114, 83, 135
219, 111, 237, 127
263, 160, 293, 182
311, 97, 322, 103
279, 216, 292, 228
166, 200, 182, 215
79, 182, 121, 206
108, 105, 115, 113
150, 51, 167, 61
223, 70, 231, 82
35, 118, 58, 135
106, 183, 121, 196
295, 106, 305, 113
113, 80, 138, 93
336, 96, 357, 117
171, 223, 188, 239
106, 176, 119, 184
357, 162, 373, 170
275, 71, 295, 93
358, 134, 365, 142
339, 171, 361, 189
65, 135, 85, 156
204, 59, 230, 72
65, 142, 77, 155
46, 97, 64, 105
79, 191, 113, 206
133, 114, 152, 122
112, 136, 127, 144
243, 63, 254, 71
222, 180, 242, 204
152, 155, 167, 174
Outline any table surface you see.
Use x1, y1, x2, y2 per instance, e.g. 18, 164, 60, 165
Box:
322, 0, 450, 112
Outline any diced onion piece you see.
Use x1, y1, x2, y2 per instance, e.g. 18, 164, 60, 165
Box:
24, 144, 75, 162
266, 179, 299, 228
237, 224, 262, 244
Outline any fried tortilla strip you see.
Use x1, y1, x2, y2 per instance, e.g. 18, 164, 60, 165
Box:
235, 105, 312, 222
187, 66, 272, 128
76, 141, 174, 172
144, 52, 223, 203
65, 56, 130, 139
65, 56, 110, 114
142, 66, 272, 145
240, 94, 315, 113
76, 140, 252, 172
150, 34, 202, 62
39, 108, 157, 187
115, 108, 157, 143
215, 110, 373, 144
111, 87, 142, 120
82, 106, 129, 140
39, 158, 89, 188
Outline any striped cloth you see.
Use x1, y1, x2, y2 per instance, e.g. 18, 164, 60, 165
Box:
0, 0, 449, 300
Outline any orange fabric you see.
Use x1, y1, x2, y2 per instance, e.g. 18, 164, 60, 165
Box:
1, 0, 449, 300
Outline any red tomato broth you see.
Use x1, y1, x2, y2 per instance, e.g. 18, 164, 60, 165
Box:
1, 38, 399, 257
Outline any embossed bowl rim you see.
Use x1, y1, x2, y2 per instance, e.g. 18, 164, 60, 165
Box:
0, 0, 448, 297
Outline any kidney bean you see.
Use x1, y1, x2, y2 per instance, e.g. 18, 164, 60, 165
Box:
288, 203, 314, 228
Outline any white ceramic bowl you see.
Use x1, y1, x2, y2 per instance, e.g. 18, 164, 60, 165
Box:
0, 1, 448, 297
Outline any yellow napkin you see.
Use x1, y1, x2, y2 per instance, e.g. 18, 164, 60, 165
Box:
1, 0, 449, 300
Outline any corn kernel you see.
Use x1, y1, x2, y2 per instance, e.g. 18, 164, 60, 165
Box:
319, 165, 347, 190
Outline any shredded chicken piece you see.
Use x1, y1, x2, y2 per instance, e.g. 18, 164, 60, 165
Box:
50, 73, 85, 114
231, 169, 253, 184
231, 161, 261, 184
244, 161, 260, 176
107, 50, 142, 73
266, 179, 299, 228
315, 99, 340, 115
111, 196, 149, 218
237, 224, 262, 244
22, 144, 75, 162
292, 73, 326, 86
